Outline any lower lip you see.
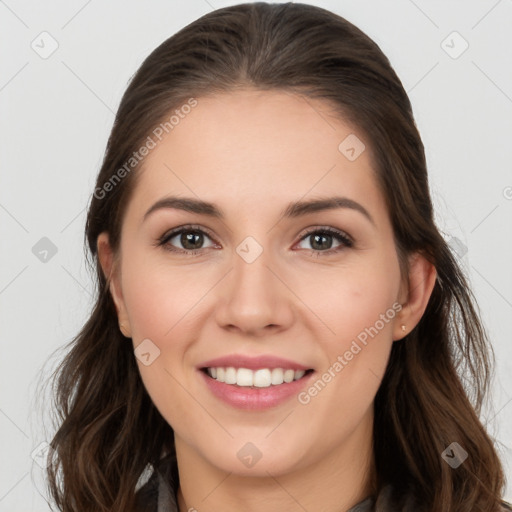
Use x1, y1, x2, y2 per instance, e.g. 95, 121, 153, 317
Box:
199, 370, 314, 410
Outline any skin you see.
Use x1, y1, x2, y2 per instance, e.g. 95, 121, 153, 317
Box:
98, 89, 436, 512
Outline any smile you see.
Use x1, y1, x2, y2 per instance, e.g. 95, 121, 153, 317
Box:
202, 367, 313, 388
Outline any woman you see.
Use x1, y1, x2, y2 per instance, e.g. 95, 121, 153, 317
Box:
44, 3, 511, 511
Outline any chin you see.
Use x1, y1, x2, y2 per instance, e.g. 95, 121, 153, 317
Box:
198, 436, 309, 477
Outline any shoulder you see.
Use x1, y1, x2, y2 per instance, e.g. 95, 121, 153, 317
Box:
372, 484, 512, 512
134, 453, 180, 512
134, 470, 159, 512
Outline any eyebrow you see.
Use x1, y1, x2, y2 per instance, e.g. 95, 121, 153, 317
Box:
143, 195, 375, 226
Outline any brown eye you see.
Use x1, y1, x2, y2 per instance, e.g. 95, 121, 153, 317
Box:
296, 227, 353, 255
176, 231, 205, 250
158, 225, 217, 255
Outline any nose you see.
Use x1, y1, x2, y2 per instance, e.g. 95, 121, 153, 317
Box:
214, 241, 295, 337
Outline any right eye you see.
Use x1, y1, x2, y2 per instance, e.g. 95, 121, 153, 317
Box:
157, 225, 219, 256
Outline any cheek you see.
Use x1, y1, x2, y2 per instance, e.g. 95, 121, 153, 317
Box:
304, 253, 400, 401
306, 261, 400, 348
120, 255, 205, 425
121, 254, 212, 340
120, 253, 216, 402
298, 279, 397, 445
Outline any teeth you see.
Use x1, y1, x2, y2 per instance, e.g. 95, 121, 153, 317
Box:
271, 368, 284, 385
206, 367, 308, 388
283, 369, 295, 383
253, 369, 271, 387
225, 367, 237, 384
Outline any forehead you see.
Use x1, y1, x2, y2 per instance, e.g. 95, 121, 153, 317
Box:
127, 89, 388, 226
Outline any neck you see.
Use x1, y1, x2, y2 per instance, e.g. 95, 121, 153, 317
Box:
174, 411, 375, 512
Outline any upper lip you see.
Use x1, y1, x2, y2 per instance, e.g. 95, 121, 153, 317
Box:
198, 354, 312, 371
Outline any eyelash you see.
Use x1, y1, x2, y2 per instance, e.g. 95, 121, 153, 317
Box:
156, 224, 354, 258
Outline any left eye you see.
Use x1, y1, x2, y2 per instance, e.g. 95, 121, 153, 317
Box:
295, 228, 353, 253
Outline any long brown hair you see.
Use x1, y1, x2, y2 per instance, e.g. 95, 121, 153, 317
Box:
43, 2, 507, 511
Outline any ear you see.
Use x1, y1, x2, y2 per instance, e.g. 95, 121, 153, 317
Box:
97, 232, 132, 338
393, 252, 437, 341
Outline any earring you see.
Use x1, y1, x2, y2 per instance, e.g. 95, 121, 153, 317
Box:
401, 325, 406, 333
119, 323, 131, 338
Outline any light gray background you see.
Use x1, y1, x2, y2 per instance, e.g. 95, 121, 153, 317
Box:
1, 0, 511, 509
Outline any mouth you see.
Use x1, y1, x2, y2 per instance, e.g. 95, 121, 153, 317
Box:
200, 367, 315, 388
197, 354, 316, 409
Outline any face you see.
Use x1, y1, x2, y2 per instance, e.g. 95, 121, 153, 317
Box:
99, 89, 415, 478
